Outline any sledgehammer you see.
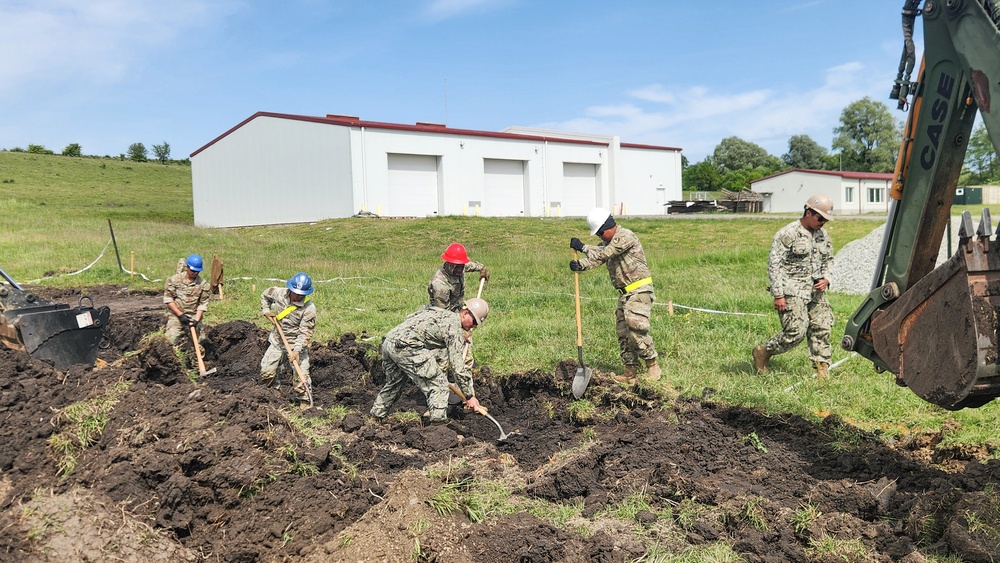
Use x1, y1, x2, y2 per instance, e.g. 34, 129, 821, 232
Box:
447, 383, 517, 441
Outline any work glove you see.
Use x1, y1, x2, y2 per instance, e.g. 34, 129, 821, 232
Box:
479, 267, 489, 282
570, 237, 584, 252
289, 348, 300, 365
263, 309, 276, 319
569, 260, 584, 272
178, 313, 193, 326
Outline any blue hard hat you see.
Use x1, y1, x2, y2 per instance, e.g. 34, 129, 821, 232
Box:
185, 254, 204, 272
287, 272, 314, 295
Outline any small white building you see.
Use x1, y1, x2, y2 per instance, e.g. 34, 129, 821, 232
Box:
750, 169, 893, 216
190, 112, 683, 228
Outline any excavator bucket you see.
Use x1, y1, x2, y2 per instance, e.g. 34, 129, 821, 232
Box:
869, 212, 1000, 410
0, 270, 110, 370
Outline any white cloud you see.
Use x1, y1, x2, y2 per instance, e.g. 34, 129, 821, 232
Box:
422, 0, 512, 21
535, 60, 891, 161
0, 0, 236, 99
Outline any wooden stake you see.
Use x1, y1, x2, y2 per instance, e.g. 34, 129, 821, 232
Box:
129, 252, 134, 278
668, 300, 674, 315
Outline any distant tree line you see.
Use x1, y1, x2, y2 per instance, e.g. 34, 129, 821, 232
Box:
4, 141, 188, 165
683, 97, 905, 192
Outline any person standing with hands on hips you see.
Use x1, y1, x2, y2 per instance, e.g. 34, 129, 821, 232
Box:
569, 208, 660, 384
753, 194, 835, 379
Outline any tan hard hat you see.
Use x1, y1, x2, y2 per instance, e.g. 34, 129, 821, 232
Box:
805, 193, 834, 221
464, 298, 489, 325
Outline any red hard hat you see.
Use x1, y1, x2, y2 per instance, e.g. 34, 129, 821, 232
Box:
441, 243, 470, 264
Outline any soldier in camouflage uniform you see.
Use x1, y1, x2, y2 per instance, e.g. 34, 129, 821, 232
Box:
428, 243, 489, 371
163, 254, 211, 345
370, 299, 488, 424
753, 194, 835, 378
570, 208, 660, 383
261, 273, 317, 401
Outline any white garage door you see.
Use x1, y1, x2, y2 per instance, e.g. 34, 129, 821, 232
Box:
386, 153, 439, 217
562, 162, 598, 216
483, 159, 526, 216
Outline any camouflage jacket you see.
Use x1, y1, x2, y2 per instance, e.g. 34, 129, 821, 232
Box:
261, 287, 316, 351
427, 261, 485, 312
578, 227, 654, 292
385, 306, 475, 398
163, 272, 211, 315
767, 220, 833, 298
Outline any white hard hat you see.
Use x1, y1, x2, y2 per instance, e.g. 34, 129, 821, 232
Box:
586, 208, 612, 235
464, 298, 489, 325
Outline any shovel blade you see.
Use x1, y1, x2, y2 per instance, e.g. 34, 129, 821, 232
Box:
571, 366, 593, 399
201, 367, 218, 376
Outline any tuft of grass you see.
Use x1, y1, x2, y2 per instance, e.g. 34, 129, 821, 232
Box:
47, 380, 132, 477
567, 399, 597, 424
740, 497, 769, 531
790, 502, 821, 535
805, 535, 872, 561
743, 432, 767, 453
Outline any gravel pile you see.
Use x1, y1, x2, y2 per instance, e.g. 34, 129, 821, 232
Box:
830, 217, 968, 295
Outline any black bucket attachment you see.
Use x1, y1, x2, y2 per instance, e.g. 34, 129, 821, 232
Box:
0, 286, 110, 370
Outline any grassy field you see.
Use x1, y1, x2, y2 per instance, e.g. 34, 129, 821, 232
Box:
2, 150, 998, 451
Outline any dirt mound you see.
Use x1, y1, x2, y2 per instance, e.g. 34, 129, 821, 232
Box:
1, 287, 999, 561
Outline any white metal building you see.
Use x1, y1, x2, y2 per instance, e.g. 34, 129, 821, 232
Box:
750, 169, 893, 216
190, 112, 683, 228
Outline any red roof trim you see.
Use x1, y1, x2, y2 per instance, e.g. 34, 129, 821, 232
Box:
750, 168, 894, 183
191, 111, 682, 156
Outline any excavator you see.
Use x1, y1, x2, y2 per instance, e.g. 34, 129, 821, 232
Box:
0, 265, 110, 370
842, 0, 1000, 409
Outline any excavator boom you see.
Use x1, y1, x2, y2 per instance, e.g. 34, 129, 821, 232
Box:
843, 0, 1000, 409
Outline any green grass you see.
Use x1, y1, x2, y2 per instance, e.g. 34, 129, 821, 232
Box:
4, 151, 1000, 450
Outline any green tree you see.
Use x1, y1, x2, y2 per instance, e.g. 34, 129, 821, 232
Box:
27, 144, 54, 155
62, 143, 82, 157
782, 135, 829, 170
152, 141, 171, 164
712, 136, 783, 172
127, 142, 148, 162
832, 97, 901, 173
963, 123, 1000, 184
683, 159, 722, 190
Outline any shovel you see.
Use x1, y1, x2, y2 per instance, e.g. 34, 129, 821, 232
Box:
447, 383, 517, 441
190, 325, 217, 376
269, 316, 314, 408
571, 250, 593, 398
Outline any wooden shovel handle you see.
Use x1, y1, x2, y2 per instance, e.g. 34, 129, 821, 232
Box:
448, 382, 488, 415
190, 325, 208, 374
573, 250, 583, 347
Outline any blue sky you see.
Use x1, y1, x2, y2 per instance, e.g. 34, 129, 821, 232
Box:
0, 0, 914, 163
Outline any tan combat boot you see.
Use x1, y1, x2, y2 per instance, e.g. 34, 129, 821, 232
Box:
815, 361, 830, 380
752, 346, 771, 373
643, 358, 662, 381
615, 364, 638, 385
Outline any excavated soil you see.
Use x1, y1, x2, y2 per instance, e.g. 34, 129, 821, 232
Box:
1, 285, 999, 562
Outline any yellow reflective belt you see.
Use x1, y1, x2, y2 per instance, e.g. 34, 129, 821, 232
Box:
275, 296, 310, 321
624, 277, 653, 293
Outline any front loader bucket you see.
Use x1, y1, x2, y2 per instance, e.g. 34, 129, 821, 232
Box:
871, 214, 1000, 410
0, 288, 110, 370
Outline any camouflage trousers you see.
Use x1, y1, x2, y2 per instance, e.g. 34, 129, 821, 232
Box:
371, 340, 450, 422
165, 316, 206, 346
763, 293, 833, 365
615, 288, 657, 366
260, 343, 311, 396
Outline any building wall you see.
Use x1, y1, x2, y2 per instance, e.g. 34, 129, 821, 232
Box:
192, 114, 683, 226
192, 117, 353, 227
751, 171, 890, 216
752, 172, 840, 214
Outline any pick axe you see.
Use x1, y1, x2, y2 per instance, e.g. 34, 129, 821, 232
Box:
190, 325, 217, 376
269, 316, 314, 408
